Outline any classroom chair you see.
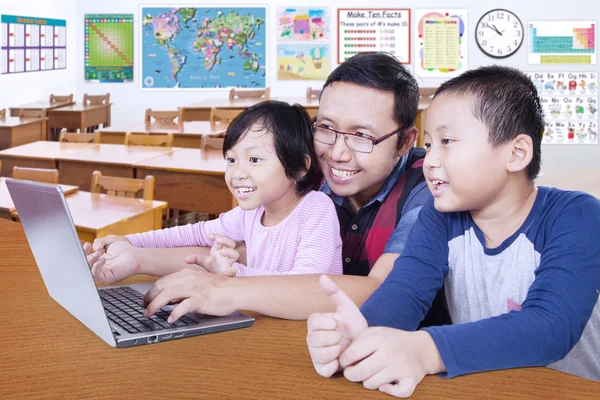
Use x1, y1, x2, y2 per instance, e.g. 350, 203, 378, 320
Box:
145, 108, 182, 125
306, 87, 321, 100
124, 132, 174, 147
209, 107, 242, 131
201, 133, 226, 150
90, 171, 155, 201
59, 130, 100, 143
83, 93, 110, 106
0, 109, 5, 118
229, 87, 270, 100
49, 94, 74, 104
13, 166, 59, 184
18, 109, 46, 119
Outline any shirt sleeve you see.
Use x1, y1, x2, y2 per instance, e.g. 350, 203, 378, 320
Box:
126, 207, 247, 248
361, 199, 449, 330
236, 193, 343, 276
424, 194, 600, 378
383, 180, 432, 254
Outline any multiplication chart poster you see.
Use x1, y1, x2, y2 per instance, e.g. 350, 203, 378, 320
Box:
414, 9, 467, 78
526, 71, 598, 144
1, 14, 67, 74
337, 9, 410, 64
529, 21, 596, 65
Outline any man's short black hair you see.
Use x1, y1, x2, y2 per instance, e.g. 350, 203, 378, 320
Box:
223, 100, 317, 195
435, 65, 544, 180
322, 52, 419, 136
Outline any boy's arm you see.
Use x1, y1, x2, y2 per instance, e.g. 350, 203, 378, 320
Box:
360, 200, 450, 330
424, 195, 600, 377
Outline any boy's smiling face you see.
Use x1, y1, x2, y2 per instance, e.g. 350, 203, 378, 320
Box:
423, 93, 511, 213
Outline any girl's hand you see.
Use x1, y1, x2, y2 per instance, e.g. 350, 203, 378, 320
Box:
185, 234, 239, 277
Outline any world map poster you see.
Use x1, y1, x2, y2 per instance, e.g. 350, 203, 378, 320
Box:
141, 6, 267, 90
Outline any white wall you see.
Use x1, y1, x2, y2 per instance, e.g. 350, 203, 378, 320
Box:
0, 0, 77, 110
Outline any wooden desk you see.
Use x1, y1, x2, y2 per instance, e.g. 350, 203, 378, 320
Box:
415, 99, 432, 148
98, 121, 228, 148
10, 191, 167, 243
536, 168, 600, 199
47, 104, 112, 139
8, 99, 75, 117
0, 117, 46, 150
0, 141, 95, 177
0, 177, 78, 219
56, 144, 181, 191
181, 96, 319, 121
134, 148, 236, 214
1, 219, 598, 399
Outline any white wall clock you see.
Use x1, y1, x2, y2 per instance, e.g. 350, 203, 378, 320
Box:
475, 9, 524, 58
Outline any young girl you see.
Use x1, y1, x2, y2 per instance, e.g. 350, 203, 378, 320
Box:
121, 100, 343, 277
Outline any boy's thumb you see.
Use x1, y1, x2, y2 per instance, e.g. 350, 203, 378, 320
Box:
320, 275, 356, 309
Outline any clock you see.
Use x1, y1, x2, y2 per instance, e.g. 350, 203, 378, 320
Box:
475, 9, 524, 58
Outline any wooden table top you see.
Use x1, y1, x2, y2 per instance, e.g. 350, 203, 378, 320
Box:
0, 117, 46, 128
9, 100, 75, 111
0, 141, 95, 160
98, 121, 227, 136
9, 191, 167, 232
134, 148, 226, 175
0, 177, 78, 212
1, 218, 598, 399
48, 103, 110, 113
54, 143, 182, 166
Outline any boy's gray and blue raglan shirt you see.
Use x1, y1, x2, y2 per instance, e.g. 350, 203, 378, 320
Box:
360, 186, 600, 381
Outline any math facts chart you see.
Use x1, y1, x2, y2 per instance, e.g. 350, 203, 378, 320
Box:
337, 9, 410, 64
526, 72, 598, 145
1, 14, 66, 74
528, 21, 596, 65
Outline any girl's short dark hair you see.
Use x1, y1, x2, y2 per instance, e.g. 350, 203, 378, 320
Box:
223, 100, 317, 195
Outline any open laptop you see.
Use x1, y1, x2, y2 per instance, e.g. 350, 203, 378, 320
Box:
6, 179, 254, 348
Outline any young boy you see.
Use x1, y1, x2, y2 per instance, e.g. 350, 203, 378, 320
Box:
307, 65, 600, 397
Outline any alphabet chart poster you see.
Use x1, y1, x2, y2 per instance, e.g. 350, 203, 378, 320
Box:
414, 9, 468, 78
337, 9, 410, 64
526, 71, 598, 144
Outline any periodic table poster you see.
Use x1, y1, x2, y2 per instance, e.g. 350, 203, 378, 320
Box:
0, 14, 67, 74
338, 9, 410, 64
526, 71, 598, 145
529, 21, 596, 65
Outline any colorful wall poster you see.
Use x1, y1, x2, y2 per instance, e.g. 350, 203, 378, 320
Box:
85, 14, 133, 82
1, 14, 66, 74
141, 6, 267, 90
337, 9, 410, 64
277, 44, 330, 80
526, 71, 598, 144
276, 7, 329, 41
528, 21, 596, 64
414, 9, 467, 78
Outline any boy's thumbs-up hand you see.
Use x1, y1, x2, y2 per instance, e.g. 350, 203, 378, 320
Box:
306, 275, 368, 378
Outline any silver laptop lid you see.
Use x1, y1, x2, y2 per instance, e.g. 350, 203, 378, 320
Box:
6, 179, 116, 347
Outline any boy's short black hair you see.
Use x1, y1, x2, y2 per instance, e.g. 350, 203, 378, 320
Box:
435, 65, 544, 180
322, 52, 419, 137
223, 100, 317, 195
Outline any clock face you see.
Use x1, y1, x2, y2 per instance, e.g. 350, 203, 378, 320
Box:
476, 9, 524, 58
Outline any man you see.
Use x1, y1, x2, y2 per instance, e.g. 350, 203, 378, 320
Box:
87, 53, 448, 325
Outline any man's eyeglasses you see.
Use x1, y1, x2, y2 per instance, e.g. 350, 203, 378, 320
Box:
311, 122, 402, 154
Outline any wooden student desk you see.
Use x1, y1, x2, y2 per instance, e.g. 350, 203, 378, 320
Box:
47, 103, 112, 138
0, 141, 96, 176
0, 177, 78, 219
134, 148, 236, 214
8, 99, 75, 117
55, 144, 181, 191
181, 96, 320, 121
97, 121, 228, 148
10, 191, 167, 243
1, 219, 599, 399
0, 117, 47, 150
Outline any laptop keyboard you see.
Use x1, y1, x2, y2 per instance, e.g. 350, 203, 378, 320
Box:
99, 287, 199, 334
